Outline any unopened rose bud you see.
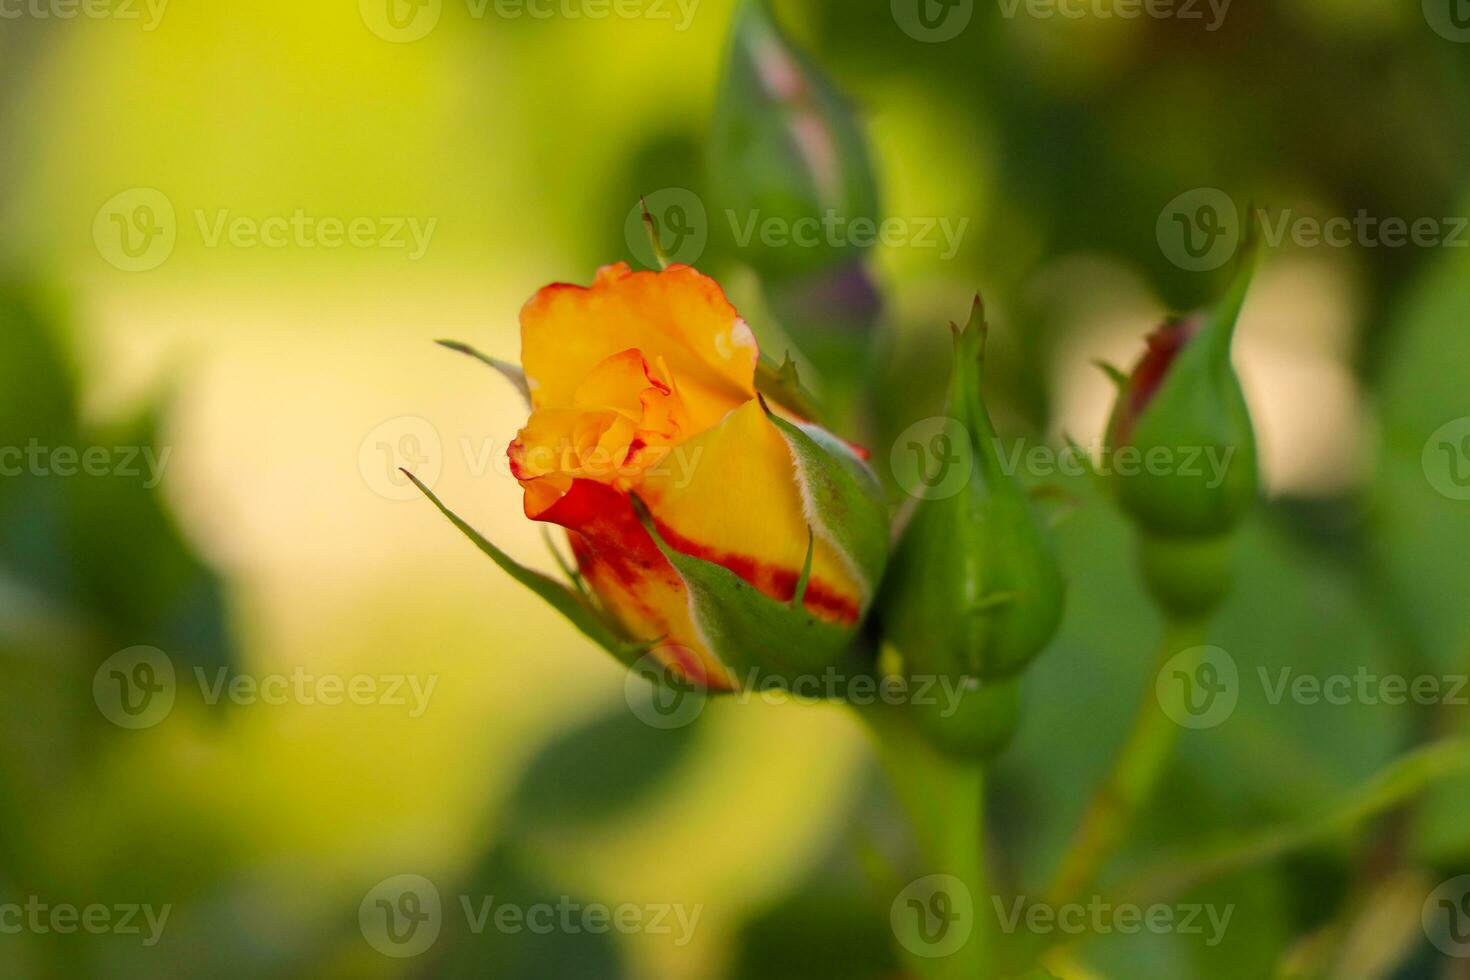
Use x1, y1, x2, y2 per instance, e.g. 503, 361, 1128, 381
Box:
709, 0, 880, 283
1104, 259, 1259, 616
879, 298, 1064, 757
421, 262, 889, 695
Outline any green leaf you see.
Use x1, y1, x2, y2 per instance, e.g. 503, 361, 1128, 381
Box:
402, 470, 644, 667
507, 702, 702, 833
62, 397, 236, 680
1369, 241, 1470, 671
1365, 229, 1470, 864
425, 844, 629, 980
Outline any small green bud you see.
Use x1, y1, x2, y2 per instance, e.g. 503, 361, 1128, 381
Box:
880, 298, 1066, 691
1136, 532, 1233, 620
709, 0, 880, 282
911, 675, 1021, 761
1104, 262, 1258, 540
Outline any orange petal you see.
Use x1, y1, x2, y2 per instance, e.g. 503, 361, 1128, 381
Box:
521, 264, 759, 437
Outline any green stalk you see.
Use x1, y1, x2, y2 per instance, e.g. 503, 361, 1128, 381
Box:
859, 703, 992, 979
1044, 615, 1209, 910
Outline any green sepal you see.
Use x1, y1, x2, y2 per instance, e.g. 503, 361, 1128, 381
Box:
436, 339, 532, 407
762, 399, 889, 601
879, 296, 1065, 680
754, 352, 828, 428
402, 470, 649, 668
629, 495, 862, 689
1092, 359, 1129, 389
638, 196, 673, 271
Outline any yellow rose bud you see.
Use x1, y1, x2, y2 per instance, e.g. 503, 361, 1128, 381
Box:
499, 263, 888, 691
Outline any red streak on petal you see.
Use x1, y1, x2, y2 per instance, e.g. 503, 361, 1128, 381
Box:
539, 481, 671, 594
652, 521, 861, 626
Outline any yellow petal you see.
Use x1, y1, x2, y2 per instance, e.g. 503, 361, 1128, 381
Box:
638, 400, 865, 625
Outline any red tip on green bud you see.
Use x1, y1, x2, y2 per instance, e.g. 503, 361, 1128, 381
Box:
1104, 258, 1260, 618
1104, 260, 1259, 541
